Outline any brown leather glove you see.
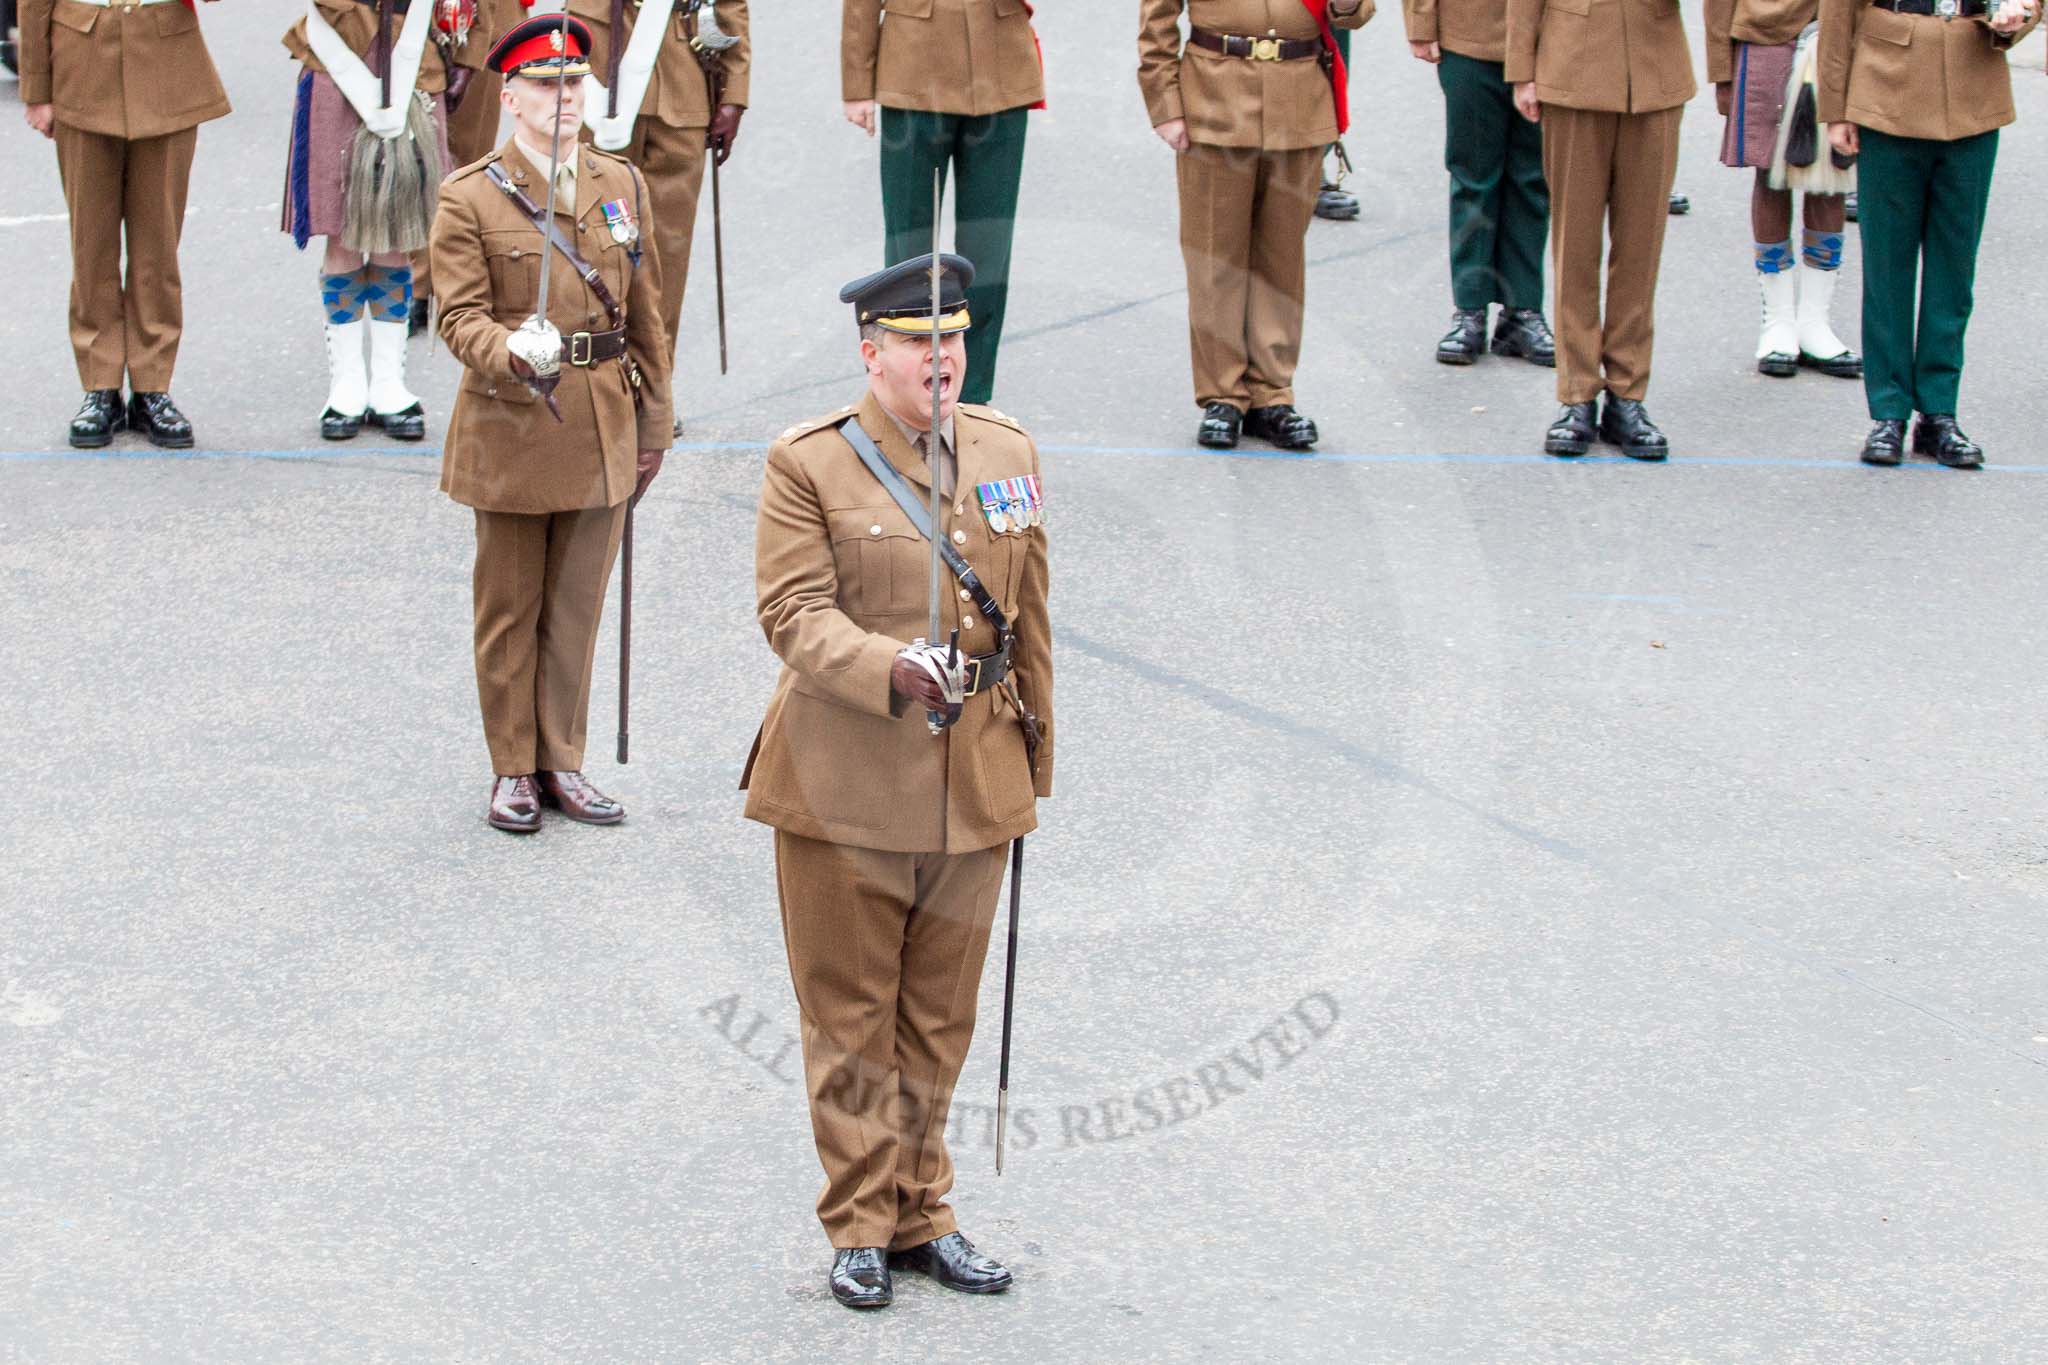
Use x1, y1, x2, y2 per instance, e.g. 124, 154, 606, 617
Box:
446, 67, 474, 115
633, 448, 664, 505
1715, 81, 1732, 119
890, 654, 949, 711
709, 104, 744, 166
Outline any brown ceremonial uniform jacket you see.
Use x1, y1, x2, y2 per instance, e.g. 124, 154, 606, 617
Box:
430, 140, 676, 514
571, 0, 753, 125
1704, 0, 1815, 83
743, 392, 1054, 855
1816, 0, 2037, 140
1137, 0, 1376, 151
283, 0, 482, 94
841, 0, 1045, 115
1504, 0, 1697, 112
18, 0, 231, 139
1403, 0, 1509, 63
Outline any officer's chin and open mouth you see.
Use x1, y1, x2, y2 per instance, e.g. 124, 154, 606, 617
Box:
924, 371, 956, 400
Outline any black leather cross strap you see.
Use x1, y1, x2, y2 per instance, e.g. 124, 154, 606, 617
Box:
1873, 0, 1987, 13
483, 161, 627, 331
837, 417, 1015, 694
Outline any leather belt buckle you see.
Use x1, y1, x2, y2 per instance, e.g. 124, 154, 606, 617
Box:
568, 331, 594, 366
962, 656, 985, 697
1936, 0, 1958, 14
1251, 36, 1282, 61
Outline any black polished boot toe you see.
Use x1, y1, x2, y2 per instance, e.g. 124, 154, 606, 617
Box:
830, 1247, 892, 1310
1859, 419, 1906, 467
366, 402, 428, 442
1197, 402, 1243, 449
1314, 183, 1360, 221
321, 407, 364, 441
1912, 413, 1982, 469
1490, 308, 1556, 368
1544, 401, 1596, 457
407, 296, 430, 338
889, 1232, 1013, 1295
127, 392, 193, 449
1243, 404, 1318, 450
1435, 308, 1487, 366
69, 389, 126, 449
1598, 394, 1670, 461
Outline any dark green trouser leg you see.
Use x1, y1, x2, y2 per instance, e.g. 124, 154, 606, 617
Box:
1855, 128, 1931, 421
879, 106, 1028, 406
1439, 50, 1548, 311
1912, 128, 1997, 415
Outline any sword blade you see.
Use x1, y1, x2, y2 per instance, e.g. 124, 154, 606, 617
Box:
535, 43, 570, 325
927, 168, 943, 650
712, 142, 728, 375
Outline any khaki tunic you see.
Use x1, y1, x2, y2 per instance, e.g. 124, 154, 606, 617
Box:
1137, 0, 1375, 149
1503, 0, 1698, 112
282, 0, 474, 92
1704, 0, 1817, 84
1816, 0, 2038, 140
572, 0, 754, 124
743, 391, 1054, 856
1403, 0, 1509, 63
17, 0, 231, 138
841, 0, 1046, 115
431, 140, 676, 514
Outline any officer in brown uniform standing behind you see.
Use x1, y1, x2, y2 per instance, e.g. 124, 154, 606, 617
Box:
745, 255, 1053, 1310
431, 11, 674, 833
19, 0, 230, 450
1138, 0, 1375, 452
573, 0, 750, 433
1506, 0, 1695, 460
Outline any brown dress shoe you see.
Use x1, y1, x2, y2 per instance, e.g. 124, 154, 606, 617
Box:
537, 770, 625, 825
488, 775, 542, 833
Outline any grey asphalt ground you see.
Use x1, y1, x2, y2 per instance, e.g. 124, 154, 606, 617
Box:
5, 8, 2048, 1362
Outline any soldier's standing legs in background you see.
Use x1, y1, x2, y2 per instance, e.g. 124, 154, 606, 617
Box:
621, 116, 710, 373
879, 107, 1028, 406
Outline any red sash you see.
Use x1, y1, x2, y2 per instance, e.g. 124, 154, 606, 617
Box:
1023, 1, 1047, 111
1298, 0, 1348, 136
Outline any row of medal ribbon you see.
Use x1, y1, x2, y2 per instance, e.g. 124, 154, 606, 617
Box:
975, 475, 1045, 535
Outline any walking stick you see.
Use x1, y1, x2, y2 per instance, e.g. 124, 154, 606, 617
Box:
617, 505, 633, 764
995, 834, 1022, 1174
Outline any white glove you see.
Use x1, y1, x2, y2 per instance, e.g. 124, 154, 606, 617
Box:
507, 317, 563, 380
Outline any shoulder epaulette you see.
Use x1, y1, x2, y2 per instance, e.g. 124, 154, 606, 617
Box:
960, 403, 1026, 433
445, 149, 502, 184
775, 404, 861, 446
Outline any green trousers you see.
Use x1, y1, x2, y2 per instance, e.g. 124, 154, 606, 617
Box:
880, 106, 1029, 406
1439, 50, 1547, 311
1855, 126, 1998, 420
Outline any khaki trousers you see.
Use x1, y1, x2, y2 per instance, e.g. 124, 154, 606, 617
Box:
1175, 142, 1322, 412
54, 123, 198, 392
1541, 104, 1683, 404
774, 829, 1009, 1250
618, 117, 709, 369
471, 503, 628, 777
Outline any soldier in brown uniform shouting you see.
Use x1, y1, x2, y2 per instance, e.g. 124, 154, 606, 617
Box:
1507, 0, 1694, 460
1139, 0, 1375, 452
430, 11, 674, 833
19, 0, 231, 450
574, 0, 750, 435
745, 255, 1053, 1310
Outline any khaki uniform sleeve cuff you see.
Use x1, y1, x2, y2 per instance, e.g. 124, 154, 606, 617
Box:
1145, 87, 1184, 128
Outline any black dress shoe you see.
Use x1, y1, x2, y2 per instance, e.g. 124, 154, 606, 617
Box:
889, 1232, 1012, 1295
1798, 348, 1863, 379
1490, 308, 1556, 367
1243, 404, 1318, 449
366, 402, 427, 442
1859, 419, 1905, 466
1668, 192, 1692, 215
1544, 401, 1596, 456
1314, 183, 1360, 221
830, 1247, 892, 1310
127, 392, 194, 448
1197, 402, 1242, 449
69, 389, 126, 448
321, 407, 364, 441
1845, 191, 1859, 224
1598, 394, 1670, 461
407, 297, 430, 338
1912, 413, 1983, 469
1435, 308, 1487, 366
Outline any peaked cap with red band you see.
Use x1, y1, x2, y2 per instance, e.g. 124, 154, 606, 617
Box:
485, 12, 595, 78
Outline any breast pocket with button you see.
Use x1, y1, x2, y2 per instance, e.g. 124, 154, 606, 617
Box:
482, 229, 541, 319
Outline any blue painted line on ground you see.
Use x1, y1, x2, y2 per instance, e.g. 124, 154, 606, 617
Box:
1, 440, 2040, 472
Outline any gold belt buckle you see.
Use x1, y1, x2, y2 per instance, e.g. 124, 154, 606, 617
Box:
962, 656, 985, 696
568, 331, 594, 366
1251, 37, 1282, 61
